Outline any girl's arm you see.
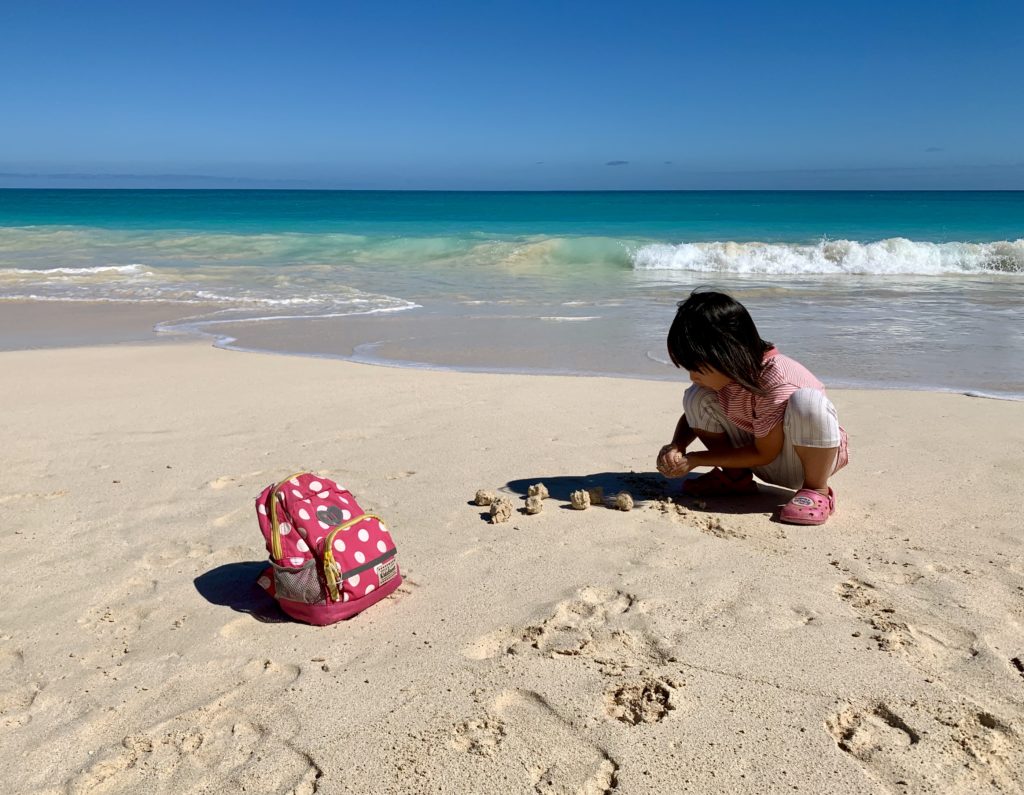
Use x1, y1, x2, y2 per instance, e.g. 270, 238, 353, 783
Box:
684, 420, 785, 470
671, 413, 697, 449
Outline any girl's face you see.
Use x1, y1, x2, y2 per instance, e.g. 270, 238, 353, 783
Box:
688, 365, 732, 391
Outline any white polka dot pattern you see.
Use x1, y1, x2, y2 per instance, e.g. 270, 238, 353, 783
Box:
357, 529, 369, 542
377, 540, 387, 554
354, 551, 365, 564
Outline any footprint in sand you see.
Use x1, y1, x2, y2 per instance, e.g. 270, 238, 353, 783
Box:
0, 490, 67, 505
452, 716, 506, 757
464, 586, 668, 674
142, 541, 214, 568
835, 577, 979, 663
827, 701, 1024, 794
445, 689, 617, 795
65, 658, 310, 794
77, 578, 160, 660
953, 711, 1023, 792
207, 471, 266, 491
67, 706, 321, 795
0, 648, 45, 731
602, 677, 679, 725
827, 701, 921, 759
213, 506, 249, 528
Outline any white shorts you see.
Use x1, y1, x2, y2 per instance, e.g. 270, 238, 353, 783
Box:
683, 385, 842, 490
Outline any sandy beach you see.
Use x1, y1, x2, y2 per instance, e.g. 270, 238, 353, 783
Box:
1, 338, 1022, 794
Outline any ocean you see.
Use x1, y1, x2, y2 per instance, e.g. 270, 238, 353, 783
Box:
1, 189, 1022, 398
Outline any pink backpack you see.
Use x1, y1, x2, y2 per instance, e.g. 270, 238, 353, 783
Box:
255, 472, 402, 625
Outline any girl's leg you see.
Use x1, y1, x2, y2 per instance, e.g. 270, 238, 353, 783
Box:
755, 388, 842, 493
774, 389, 844, 525
682, 386, 757, 494
793, 444, 838, 494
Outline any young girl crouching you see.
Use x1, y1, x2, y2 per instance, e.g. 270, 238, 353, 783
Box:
657, 290, 849, 525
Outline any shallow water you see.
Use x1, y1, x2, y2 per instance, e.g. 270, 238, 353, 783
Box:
1, 190, 1022, 398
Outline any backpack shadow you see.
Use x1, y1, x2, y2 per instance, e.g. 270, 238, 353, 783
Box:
193, 561, 290, 623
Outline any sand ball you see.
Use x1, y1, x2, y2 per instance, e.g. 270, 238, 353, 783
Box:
525, 495, 544, 514
614, 492, 634, 511
527, 482, 549, 500
490, 497, 513, 523
475, 489, 496, 506
570, 490, 591, 510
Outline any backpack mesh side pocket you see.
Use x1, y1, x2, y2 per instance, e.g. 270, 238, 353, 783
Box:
271, 560, 326, 604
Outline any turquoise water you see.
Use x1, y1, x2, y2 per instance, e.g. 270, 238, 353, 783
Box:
3, 189, 1024, 241
1, 189, 1022, 397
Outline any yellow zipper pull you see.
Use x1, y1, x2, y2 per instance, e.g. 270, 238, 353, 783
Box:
269, 471, 309, 561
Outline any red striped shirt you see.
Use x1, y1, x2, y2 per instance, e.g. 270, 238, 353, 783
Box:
716, 349, 849, 470
717, 349, 817, 435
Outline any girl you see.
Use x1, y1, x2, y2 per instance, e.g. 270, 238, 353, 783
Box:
656, 289, 848, 525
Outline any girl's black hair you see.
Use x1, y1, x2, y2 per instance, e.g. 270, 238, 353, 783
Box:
667, 289, 773, 395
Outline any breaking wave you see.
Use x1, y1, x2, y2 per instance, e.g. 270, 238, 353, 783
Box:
632, 238, 1024, 275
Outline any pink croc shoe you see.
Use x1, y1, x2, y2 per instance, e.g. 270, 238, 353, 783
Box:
780, 487, 836, 525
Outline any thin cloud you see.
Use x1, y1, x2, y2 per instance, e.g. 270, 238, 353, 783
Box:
605, 160, 629, 166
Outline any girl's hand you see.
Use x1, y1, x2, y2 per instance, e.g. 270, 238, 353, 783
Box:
657, 444, 689, 477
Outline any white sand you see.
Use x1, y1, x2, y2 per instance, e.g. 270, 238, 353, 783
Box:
1, 342, 1022, 794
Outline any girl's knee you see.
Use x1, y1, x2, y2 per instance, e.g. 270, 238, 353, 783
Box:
683, 385, 726, 434
784, 388, 840, 446
682, 384, 717, 416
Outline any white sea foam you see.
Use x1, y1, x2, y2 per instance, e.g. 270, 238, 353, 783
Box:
631, 238, 1024, 276
9, 264, 150, 276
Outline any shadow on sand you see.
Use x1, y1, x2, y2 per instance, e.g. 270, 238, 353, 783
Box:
505, 470, 796, 518
194, 561, 289, 623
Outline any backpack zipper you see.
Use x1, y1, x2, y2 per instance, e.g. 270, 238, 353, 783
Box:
321, 513, 384, 602
269, 471, 310, 561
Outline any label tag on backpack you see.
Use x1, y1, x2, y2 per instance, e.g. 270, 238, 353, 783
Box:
375, 557, 398, 586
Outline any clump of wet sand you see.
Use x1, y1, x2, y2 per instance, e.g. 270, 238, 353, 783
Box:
570, 490, 591, 510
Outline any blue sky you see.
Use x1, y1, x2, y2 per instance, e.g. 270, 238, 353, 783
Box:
1, 0, 1022, 189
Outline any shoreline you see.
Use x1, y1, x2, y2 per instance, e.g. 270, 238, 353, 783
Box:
2, 341, 1022, 793
3, 296, 1022, 401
